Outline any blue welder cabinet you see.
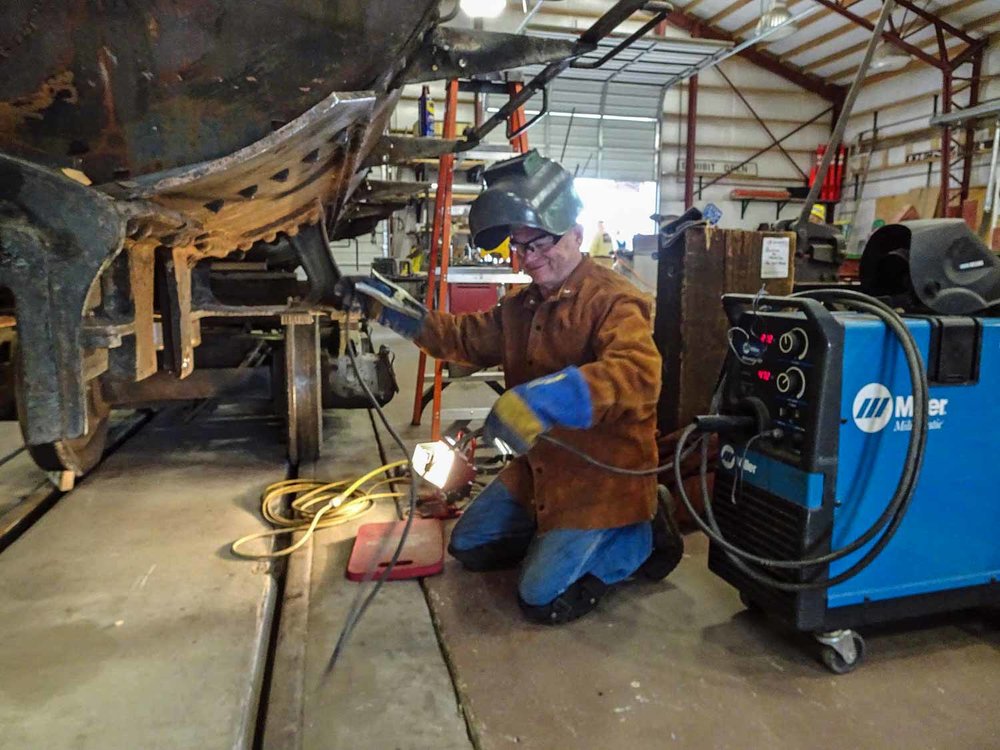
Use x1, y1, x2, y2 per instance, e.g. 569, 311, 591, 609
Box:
708, 302, 1000, 673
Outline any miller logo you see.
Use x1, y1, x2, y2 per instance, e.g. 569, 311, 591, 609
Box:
852, 382, 893, 433
851, 382, 950, 433
720, 444, 757, 474
720, 444, 737, 470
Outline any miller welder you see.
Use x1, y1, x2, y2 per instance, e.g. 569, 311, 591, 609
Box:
673, 220, 1000, 673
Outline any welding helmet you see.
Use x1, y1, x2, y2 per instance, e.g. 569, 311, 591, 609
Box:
860, 219, 1000, 314
468, 150, 582, 250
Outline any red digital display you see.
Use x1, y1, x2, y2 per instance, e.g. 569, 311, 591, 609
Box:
757, 369, 773, 382
759, 333, 775, 344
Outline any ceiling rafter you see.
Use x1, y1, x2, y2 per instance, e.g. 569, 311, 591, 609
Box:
680, 0, 713, 13
780, 8, 883, 61
834, 38, 974, 85
821, 2, 994, 82
732, 0, 864, 38
806, 0, 985, 72
804, 12, 931, 73
661, 8, 846, 101
706, 0, 755, 27
526, 1, 988, 102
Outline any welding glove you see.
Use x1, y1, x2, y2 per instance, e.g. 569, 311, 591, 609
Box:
484, 367, 593, 455
351, 273, 427, 340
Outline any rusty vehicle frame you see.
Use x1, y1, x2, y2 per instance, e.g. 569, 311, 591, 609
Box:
0, 0, 667, 476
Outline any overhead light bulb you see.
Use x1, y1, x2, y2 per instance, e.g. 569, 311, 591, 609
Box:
460, 0, 506, 18
755, 0, 796, 41
869, 44, 910, 72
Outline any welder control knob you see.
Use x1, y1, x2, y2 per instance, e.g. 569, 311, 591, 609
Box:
778, 327, 809, 359
776, 366, 806, 399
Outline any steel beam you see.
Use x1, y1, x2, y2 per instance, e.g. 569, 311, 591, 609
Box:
960, 49, 983, 202
807, 0, 945, 70
890, 0, 979, 46
940, 68, 953, 216
717, 67, 808, 181
699, 107, 833, 191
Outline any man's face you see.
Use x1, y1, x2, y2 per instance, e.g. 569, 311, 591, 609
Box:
510, 224, 583, 291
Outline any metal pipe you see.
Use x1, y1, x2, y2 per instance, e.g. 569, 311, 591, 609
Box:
991, 177, 999, 241
516, 0, 545, 34
985, 121, 1000, 214
796, 0, 897, 231
929, 97, 1000, 128
684, 74, 698, 209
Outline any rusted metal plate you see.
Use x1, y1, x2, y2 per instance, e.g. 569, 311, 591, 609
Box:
103, 91, 377, 260
0, 1, 439, 184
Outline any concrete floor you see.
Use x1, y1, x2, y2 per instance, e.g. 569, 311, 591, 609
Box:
1, 331, 997, 749
384, 330, 1000, 750
0, 426, 47, 517
262, 408, 471, 750
0, 411, 286, 749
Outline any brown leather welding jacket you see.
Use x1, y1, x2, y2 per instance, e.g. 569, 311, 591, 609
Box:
415, 257, 662, 532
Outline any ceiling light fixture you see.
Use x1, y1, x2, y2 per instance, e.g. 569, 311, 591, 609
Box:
869, 43, 911, 72
460, 0, 506, 19
754, 0, 796, 41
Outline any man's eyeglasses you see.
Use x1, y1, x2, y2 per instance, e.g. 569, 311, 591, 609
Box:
509, 232, 562, 255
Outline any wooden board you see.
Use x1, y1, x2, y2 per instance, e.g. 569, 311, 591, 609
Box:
655, 228, 796, 434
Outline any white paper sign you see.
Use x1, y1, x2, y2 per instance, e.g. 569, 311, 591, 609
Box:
760, 236, 790, 279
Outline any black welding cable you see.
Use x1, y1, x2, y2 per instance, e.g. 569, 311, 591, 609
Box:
683, 294, 928, 585
669, 292, 928, 590
325, 319, 419, 675
698, 295, 927, 571
728, 297, 928, 567
539, 433, 702, 476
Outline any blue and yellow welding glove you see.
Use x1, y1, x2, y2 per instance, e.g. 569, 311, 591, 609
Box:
352, 274, 427, 340
484, 367, 594, 455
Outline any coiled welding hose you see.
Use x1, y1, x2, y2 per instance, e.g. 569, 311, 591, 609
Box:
230, 464, 409, 560
671, 289, 929, 591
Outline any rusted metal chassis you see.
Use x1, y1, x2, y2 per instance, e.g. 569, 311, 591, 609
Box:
0, 0, 664, 453
0, 88, 381, 447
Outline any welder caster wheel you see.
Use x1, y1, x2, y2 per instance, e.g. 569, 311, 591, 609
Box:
817, 630, 866, 675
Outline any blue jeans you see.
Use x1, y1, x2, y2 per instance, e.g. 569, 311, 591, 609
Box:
448, 479, 652, 606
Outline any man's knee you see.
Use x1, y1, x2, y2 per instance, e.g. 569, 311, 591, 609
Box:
448, 536, 531, 572
518, 574, 608, 625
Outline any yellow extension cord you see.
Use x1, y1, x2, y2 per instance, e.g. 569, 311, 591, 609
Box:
231, 460, 411, 560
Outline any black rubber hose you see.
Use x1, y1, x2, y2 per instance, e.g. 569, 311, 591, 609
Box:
325, 319, 419, 675
671, 292, 929, 590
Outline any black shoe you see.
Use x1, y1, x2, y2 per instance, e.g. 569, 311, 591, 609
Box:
518, 574, 608, 625
637, 485, 684, 581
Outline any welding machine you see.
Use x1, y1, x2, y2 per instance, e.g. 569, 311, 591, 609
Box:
675, 220, 1000, 673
